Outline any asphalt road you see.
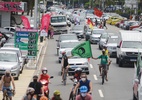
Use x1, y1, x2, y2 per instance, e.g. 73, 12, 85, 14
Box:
40, 24, 134, 100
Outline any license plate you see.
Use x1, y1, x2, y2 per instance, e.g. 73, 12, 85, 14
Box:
130, 59, 136, 61
71, 66, 78, 69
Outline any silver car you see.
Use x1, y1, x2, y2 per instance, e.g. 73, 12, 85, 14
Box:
0, 47, 26, 73
0, 51, 21, 80
67, 56, 89, 75
90, 29, 106, 44
105, 35, 118, 57
58, 41, 82, 63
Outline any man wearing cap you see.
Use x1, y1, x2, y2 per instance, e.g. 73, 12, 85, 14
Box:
0, 70, 15, 100
76, 86, 92, 100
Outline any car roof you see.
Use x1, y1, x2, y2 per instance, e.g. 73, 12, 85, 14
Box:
1, 47, 20, 50
0, 51, 17, 54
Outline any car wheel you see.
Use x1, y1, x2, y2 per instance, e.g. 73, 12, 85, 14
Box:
116, 57, 119, 64
119, 59, 123, 67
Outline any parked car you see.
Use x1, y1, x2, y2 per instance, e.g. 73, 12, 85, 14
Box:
56, 34, 79, 48
0, 28, 14, 38
106, 16, 122, 25
0, 47, 26, 73
89, 29, 106, 44
0, 51, 21, 80
123, 21, 138, 30
67, 56, 89, 75
70, 25, 85, 39
132, 26, 142, 32
129, 22, 142, 30
105, 35, 118, 57
57, 41, 82, 63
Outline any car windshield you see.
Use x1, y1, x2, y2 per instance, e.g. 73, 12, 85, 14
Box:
108, 38, 118, 43
60, 42, 81, 48
122, 41, 142, 48
1, 49, 21, 57
0, 53, 17, 62
93, 30, 105, 34
60, 35, 78, 41
51, 16, 66, 23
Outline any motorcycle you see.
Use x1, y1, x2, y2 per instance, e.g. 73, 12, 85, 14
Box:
40, 76, 54, 98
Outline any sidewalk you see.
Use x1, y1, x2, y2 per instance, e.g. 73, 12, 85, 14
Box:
0, 39, 46, 100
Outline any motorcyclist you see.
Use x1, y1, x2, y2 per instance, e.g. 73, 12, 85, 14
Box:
22, 87, 36, 100
70, 68, 82, 82
51, 90, 62, 100
38, 67, 50, 83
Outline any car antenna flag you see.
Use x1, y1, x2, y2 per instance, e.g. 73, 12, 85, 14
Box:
71, 41, 92, 58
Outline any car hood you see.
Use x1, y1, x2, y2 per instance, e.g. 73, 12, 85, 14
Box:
100, 39, 107, 42
91, 34, 101, 37
0, 62, 18, 69
107, 43, 117, 47
68, 58, 88, 64
121, 48, 142, 52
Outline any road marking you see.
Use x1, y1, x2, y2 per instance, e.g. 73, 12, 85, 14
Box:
37, 41, 48, 74
90, 64, 93, 68
93, 75, 98, 80
98, 90, 104, 97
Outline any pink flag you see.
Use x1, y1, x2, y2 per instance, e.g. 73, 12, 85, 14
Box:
40, 14, 51, 32
21, 16, 31, 29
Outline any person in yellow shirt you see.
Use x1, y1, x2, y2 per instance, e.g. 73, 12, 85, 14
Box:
104, 46, 111, 67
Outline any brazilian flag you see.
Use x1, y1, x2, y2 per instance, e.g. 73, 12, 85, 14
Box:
71, 41, 92, 58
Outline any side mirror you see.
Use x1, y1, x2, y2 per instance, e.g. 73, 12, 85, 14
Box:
117, 45, 120, 48
19, 57, 22, 63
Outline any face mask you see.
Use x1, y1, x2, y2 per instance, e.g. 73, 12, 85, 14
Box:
81, 78, 86, 81
81, 93, 87, 97
6, 73, 10, 77
43, 71, 47, 74
33, 79, 37, 82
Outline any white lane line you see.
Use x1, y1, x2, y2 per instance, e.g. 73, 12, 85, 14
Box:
90, 64, 93, 68
93, 75, 98, 80
98, 90, 104, 97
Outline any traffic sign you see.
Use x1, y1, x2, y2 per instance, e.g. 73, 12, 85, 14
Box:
15, 28, 38, 59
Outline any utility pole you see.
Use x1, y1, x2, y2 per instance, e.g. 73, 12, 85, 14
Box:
34, 0, 38, 29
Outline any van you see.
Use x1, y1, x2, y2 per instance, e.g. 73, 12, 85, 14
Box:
116, 30, 142, 67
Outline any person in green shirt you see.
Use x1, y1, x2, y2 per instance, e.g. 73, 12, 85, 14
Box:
92, 49, 109, 81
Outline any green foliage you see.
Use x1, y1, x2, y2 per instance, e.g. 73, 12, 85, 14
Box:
84, 2, 90, 9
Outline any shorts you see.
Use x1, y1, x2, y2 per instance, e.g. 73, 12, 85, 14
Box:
2, 86, 13, 97
101, 64, 108, 70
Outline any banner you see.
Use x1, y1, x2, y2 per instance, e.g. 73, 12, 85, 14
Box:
71, 41, 92, 58
21, 16, 30, 29
40, 14, 51, 32
94, 8, 103, 17
0, 2, 26, 12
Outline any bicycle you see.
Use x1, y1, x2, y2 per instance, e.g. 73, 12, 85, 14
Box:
2, 89, 15, 100
69, 78, 79, 100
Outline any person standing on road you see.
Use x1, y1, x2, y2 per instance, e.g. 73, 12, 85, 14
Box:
29, 75, 44, 100
73, 72, 92, 95
76, 86, 92, 100
0, 70, 15, 100
95, 18, 98, 27
40, 27, 47, 42
47, 24, 54, 39
103, 19, 107, 29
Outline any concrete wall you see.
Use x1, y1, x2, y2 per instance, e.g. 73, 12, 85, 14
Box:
0, 11, 11, 27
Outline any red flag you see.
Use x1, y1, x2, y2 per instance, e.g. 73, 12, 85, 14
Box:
21, 16, 31, 29
94, 8, 103, 17
40, 14, 51, 32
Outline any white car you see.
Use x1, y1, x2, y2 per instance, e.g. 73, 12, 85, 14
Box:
67, 56, 89, 75
57, 41, 82, 63
0, 47, 26, 73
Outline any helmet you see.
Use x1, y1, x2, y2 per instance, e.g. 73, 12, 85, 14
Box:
26, 87, 35, 94
75, 68, 82, 73
5, 70, 11, 74
62, 50, 66, 54
42, 67, 48, 74
80, 86, 88, 93
40, 96, 48, 100
102, 49, 105, 52
33, 75, 38, 79
54, 90, 61, 95
134, 79, 139, 83
103, 45, 107, 48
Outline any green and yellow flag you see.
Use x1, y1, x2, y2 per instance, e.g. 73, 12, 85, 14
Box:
71, 41, 92, 58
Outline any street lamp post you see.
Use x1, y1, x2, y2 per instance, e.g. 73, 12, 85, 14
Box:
34, 0, 38, 29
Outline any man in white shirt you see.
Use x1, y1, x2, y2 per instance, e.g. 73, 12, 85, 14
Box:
40, 27, 47, 42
